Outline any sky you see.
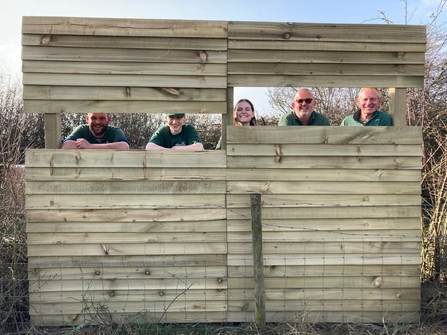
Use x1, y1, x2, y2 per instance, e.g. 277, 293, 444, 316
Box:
1, 0, 445, 115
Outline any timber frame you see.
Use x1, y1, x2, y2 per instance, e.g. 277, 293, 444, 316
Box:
22, 17, 425, 326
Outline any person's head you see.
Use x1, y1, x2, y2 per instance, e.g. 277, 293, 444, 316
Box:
233, 99, 256, 126
165, 113, 186, 135
86, 113, 111, 138
291, 89, 317, 122
356, 88, 383, 121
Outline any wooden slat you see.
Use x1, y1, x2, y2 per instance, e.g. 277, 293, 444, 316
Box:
228, 22, 426, 43
22, 17, 228, 38
22, 46, 227, 63
22, 34, 227, 50
226, 181, 420, 195
228, 49, 425, 64
26, 220, 227, 233
228, 63, 424, 76
26, 208, 227, 223
228, 74, 424, 88
226, 126, 422, 145
227, 194, 421, 207
44, 113, 61, 149
25, 150, 227, 168
23, 86, 226, 101
226, 168, 421, 182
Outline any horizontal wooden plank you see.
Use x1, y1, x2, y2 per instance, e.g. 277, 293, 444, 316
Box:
29, 277, 226, 293
228, 275, 420, 289
226, 168, 421, 182
28, 254, 228, 268
226, 181, 420, 195
228, 144, 422, 157
26, 167, 227, 181
228, 265, 420, 277
27, 242, 227, 257
228, 22, 426, 43
26, 208, 226, 222
227, 194, 421, 207
22, 17, 228, 38
228, 74, 424, 88
22, 46, 227, 63
25, 150, 227, 168
226, 126, 423, 145
27, 231, 226, 244
27, 180, 226, 195
22, 34, 227, 50
23, 73, 227, 88
23, 86, 227, 101
228, 40, 426, 52
227, 156, 421, 169
29, 265, 227, 280
27, 220, 227, 233
227, 206, 421, 220
228, 49, 425, 64
24, 100, 227, 114
227, 218, 420, 232
23, 60, 227, 76
229, 63, 424, 76
227, 240, 421, 254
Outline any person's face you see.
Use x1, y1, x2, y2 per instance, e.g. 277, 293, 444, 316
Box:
357, 89, 382, 118
291, 90, 316, 119
234, 101, 254, 126
86, 113, 110, 138
166, 115, 186, 135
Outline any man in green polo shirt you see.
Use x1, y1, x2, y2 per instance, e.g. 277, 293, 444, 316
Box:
340, 88, 392, 126
145, 113, 204, 151
61, 112, 129, 149
278, 89, 331, 126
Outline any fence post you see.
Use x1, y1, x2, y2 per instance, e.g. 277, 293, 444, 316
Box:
251, 193, 266, 327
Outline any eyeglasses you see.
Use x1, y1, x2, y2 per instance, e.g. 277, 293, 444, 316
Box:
295, 98, 313, 104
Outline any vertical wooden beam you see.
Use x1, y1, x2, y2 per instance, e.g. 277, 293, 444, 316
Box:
44, 113, 61, 149
251, 193, 266, 327
220, 88, 234, 151
388, 88, 407, 126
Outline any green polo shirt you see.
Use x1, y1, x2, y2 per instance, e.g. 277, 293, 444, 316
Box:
340, 110, 392, 126
63, 125, 129, 144
278, 111, 331, 126
149, 124, 202, 148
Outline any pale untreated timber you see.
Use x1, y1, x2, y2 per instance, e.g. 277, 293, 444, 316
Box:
226, 181, 421, 195
22, 34, 227, 50
227, 144, 422, 157
226, 126, 422, 144
22, 46, 227, 63
228, 63, 424, 76
26, 208, 227, 222
22, 17, 228, 38
26, 220, 227, 233
44, 113, 61, 149
228, 49, 425, 64
227, 194, 421, 208
389, 88, 408, 126
226, 168, 421, 182
228, 74, 424, 88
23, 86, 226, 101
227, 218, 420, 232
228, 22, 426, 43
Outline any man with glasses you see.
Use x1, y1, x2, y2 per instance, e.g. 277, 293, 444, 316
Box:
278, 89, 331, 126
340, 88, 392, 126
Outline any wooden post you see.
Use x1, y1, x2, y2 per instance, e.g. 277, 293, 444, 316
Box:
221, 88, 234, 150
251, 193, 266, 327
44, 113, 61, 149
388, 88, 407, 126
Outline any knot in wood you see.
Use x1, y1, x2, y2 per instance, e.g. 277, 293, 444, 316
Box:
284, 32, 291, 40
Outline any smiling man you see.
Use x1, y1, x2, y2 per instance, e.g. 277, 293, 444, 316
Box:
145, 113, 204, 151
341, 88, 392, 126
278, 88, 331, 126
61, 113, 130, 149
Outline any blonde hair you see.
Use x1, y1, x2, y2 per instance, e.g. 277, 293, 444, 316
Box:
233, 99, 256, 126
